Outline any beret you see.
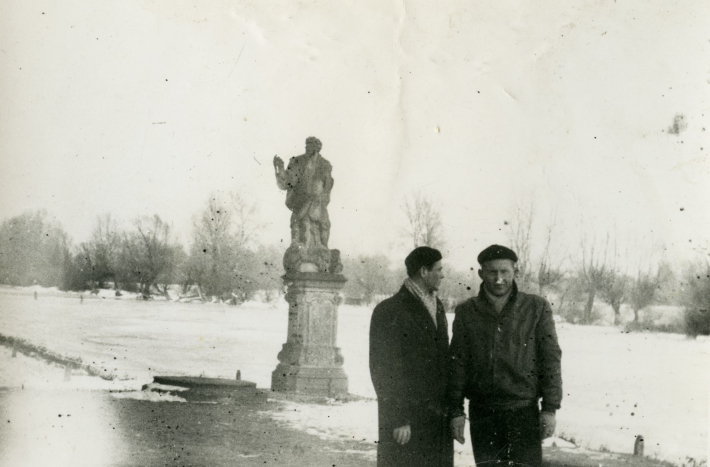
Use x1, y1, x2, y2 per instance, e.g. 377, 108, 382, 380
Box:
405, 246, 442, 277
477, 244, 518, 265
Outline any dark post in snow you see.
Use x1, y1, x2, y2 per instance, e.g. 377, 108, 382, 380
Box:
271, 136, 348, 396
633, 435, 644, 456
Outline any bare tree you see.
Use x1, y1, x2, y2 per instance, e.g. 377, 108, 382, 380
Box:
230, 192, 260, 250
535, 212, 565, 296
579, 234, 610, 324
629, 270, 660, 323
118, 215, 178, 298
186, 195, 236, 299
0, 210, 71, 288
185, 192, 263, 302
195, 196, 233, 259
81, 214, 121, 288
597, 238, 629, 325
599, 273, 628, 325
92, 214, 121, 255
682, 261, 710, 337
626, 238, 664, 323
552, 276, 577, 319
655, 260, 681, 305
403, 191, 445, 249
506, 202, 565, 295
507, 200, 534, 289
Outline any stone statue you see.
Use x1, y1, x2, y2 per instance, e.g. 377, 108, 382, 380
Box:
274, 137, 342, 274
271, 137, 348, 395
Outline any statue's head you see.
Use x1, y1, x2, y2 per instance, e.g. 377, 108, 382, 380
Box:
305, 136, 322, 155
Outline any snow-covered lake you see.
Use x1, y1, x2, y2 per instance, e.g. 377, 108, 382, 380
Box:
0, 288, 707, 465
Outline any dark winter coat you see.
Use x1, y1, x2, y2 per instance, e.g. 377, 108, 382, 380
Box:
448, 282, 563, 416
369, 286, 454, 467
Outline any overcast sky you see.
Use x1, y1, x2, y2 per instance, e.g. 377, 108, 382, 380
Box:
1, 0, 709, 271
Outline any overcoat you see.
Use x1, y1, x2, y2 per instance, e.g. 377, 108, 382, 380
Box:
369, 286, 454, 467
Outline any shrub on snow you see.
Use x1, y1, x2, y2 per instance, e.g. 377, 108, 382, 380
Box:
682, 264, 710, 337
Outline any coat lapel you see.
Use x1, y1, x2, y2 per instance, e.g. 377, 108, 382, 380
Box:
398, 286, 439, 340
434, 300, 450, 349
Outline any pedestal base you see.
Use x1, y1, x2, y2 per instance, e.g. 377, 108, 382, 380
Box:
271, 364, 348, 396
270, 272, 349, 396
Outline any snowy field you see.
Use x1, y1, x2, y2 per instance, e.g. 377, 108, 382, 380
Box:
0, 287, 707, 466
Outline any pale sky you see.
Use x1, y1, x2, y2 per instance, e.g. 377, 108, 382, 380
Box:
1, 0, 709, 271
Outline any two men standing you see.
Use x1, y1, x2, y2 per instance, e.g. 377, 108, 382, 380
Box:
369, 245, 563, 467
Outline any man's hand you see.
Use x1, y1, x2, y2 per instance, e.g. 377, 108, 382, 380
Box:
539, 411, 556, 439
450, 415, 466, 444
393, 425, 411, 445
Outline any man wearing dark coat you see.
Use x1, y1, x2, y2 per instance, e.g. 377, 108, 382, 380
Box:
448, 245, 563, 467
369, 247, 454, 467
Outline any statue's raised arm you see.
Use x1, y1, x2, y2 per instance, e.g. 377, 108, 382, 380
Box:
273, 155, 289, 190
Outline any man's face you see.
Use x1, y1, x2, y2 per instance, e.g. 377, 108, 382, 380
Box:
421, 260, 444, 293
305, 139, 318, 155
478, 259, 516, 297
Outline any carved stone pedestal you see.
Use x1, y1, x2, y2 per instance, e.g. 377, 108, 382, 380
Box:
271, 272, 348, 396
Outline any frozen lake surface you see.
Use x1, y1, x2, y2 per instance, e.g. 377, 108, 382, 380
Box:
0, 289, 707, 465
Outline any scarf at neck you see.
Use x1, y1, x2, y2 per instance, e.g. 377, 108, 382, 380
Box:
484, 287, 512, 314
404, 278, 438, 328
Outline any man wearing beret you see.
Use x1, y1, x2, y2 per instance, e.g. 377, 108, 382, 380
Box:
369, 246, 454, 467
448, 245, 562, 467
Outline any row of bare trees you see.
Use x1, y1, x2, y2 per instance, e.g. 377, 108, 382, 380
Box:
401, 192, 695, 329
504, 201, 685, 326
61, 214, 184, 298
0, 193, 283, 303
69, 214, 181, 297
352, 191, 707, 335
578, 234, 667, 325
1, 190, 706, 333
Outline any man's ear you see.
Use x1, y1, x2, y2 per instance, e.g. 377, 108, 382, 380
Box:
477, 269, 484, 281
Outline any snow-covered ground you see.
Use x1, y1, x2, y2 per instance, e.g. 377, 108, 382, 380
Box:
0, 346, 140, 392
0, 287, 707, 465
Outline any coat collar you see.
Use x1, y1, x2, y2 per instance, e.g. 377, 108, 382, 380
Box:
397, 286, 446, 339
476, 281, 519, 317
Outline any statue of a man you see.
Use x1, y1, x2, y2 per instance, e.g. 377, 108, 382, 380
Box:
273, 137, 333, 250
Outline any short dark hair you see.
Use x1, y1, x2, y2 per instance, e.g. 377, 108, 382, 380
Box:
405, 246, 442, 277
306, 136, 322, 151
477, 244, 518, 266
